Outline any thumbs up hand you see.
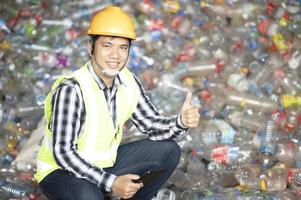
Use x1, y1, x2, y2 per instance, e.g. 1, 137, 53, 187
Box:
180, 91, 200, 128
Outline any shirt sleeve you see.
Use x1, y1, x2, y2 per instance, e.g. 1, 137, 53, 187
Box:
130, 75, 189, 140
51, 79, 116, 192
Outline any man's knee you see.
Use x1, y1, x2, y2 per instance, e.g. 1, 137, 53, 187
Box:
164, 140, 181, 153
160, 140, 181, 163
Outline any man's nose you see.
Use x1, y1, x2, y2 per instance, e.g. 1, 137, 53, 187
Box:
109, 47, 119, 58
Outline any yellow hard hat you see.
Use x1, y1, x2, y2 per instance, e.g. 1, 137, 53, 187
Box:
87, 6, 136, 40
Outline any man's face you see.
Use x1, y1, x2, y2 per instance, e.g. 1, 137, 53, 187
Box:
93, 36, 130, 73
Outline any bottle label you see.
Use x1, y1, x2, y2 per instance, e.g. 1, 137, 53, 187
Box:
260, 142, 276, 155
287, 168, 301, 184
211, 145, 228, 164
228, 146, 239, 163
281, 95, 301, 108
212, 119, 235, 144
260, 120, 276, 155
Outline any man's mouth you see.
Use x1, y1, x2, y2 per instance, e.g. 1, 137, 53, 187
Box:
106, 62, 119, 68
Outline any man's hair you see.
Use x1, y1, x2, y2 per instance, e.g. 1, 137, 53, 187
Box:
90, 35, 100, 55
90, 35, 131, 56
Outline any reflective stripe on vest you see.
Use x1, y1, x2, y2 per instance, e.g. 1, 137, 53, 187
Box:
34, 62, 138, 182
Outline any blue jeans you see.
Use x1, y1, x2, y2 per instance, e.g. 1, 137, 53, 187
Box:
39, 138, 181, 200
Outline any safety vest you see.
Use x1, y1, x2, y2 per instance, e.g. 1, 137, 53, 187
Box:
34, 63, 138, 182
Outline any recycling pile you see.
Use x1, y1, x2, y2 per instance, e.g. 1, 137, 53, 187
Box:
0, 0, 301, 199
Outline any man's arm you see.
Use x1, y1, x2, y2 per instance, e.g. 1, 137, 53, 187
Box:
130, 75, 190, 140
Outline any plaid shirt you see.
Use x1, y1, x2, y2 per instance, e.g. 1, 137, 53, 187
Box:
50, 62, 188, 192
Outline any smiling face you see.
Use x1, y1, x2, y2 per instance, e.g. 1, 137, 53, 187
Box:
90, 36, 130, 86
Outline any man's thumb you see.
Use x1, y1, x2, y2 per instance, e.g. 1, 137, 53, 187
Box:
183, 91, 192, 107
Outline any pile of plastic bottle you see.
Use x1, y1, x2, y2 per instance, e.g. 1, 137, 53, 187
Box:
0, 0, 301, 199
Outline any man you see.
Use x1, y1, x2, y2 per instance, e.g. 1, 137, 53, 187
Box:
34, 6, 200, 200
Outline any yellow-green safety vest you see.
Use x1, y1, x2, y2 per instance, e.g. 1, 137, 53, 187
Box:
34, 63, 138, 182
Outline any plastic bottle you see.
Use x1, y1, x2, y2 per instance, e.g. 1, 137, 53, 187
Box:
186, 153, 209, 190
161, 1, 180, 14
155, 188, 176, 200
226, 73, 250, 93
283, 107, 300, 133
288, 50, 301, 70
200, 120, 221, 146
227, 111, 267, 132
260, 119, 278, 155
275, 189, 299, 200
280, 94, 301, 108
257, 152, 277, 171
186, 153, 207, 176
248, 63, 274, 95
15, 104, 44, 118
224, 89, 278, 114
275, 139, 296, 167
201, 2, 258, 19
280, 73, 301, 95
291, 169, 301, 191
185, 62, 217, 77
207, 161, 224, 186
0, 18, 12, 34
259, 163, 288, 192
0, 178, 33, 198
168, 169, 192, 189
295, 145, 301, 168
234, 163, 261, 190
235, 144, 257, 164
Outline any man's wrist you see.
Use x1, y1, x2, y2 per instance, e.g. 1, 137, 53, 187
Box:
177, 114, 189, 129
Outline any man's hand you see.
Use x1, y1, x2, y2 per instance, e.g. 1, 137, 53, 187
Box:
180, 91, 200, 128
112, 174, 143, 199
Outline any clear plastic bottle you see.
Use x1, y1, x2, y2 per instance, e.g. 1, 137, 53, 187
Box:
227, 111, 267, 132
275, 189, 299, 200
200, 119, 236, 146
200, 120, 221, 146
226, 73, 250, 93
257, 152, 277, 171
283, 107, 301, 133
260, 120, 278, 155
295, 145, 301, 168
155, 188, 176, 200
259, 163, 288, 192
207, 161, 239, 188
186, 153, 209, 190
280, 73, 301, 95
185, 61, 217, 77
234, 163, 261, 190
168, 169, 192, 189
235, 144, 257, 164
221, 89, 278, 114
291, 169, 301, 191
0, 178, 33, 198
186, 154, 206, 176
275, 139, 296, 167
288, 50, 301, 70
248, 63, 274, 95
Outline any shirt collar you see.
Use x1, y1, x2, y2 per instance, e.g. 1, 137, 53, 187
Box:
87, 61, 127, 90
